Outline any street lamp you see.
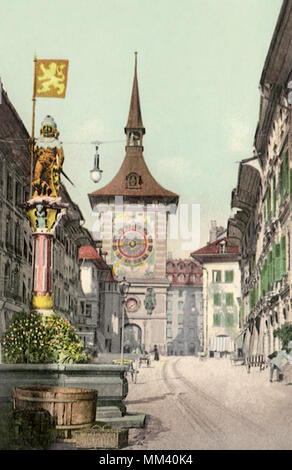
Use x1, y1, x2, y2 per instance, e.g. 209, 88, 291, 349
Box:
118, 276, 131, 362
90, 146, 103, 183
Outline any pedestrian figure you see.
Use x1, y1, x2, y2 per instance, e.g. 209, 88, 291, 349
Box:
153, 344, 159, 361
130, 361, 139, 383
269, 350, 288, 382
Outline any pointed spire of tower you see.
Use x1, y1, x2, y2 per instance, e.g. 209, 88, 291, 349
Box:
125, 52, 145, 147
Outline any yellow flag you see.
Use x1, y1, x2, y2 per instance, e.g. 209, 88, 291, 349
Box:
35, 59, 69, 98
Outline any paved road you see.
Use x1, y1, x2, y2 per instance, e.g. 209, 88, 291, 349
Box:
125, 356, 292, 450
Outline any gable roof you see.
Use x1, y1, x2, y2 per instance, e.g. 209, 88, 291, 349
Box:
191, 237, 239, 264
78, 245, 109, 270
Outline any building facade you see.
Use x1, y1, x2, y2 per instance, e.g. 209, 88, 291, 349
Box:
165, 259, 203, 356
0, 86, 34, 333
228, 1, 292, 358
192, 229, 241, 357
88, 55, 179, 355
77, 245, 121, 354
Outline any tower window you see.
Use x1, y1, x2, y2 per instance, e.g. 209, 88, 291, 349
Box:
126, 172, 142, 189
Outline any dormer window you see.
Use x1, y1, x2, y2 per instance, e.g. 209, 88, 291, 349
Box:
218, 241, 226, 253
126, 172, 142, 189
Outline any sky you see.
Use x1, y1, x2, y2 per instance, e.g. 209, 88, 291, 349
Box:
0, 0, 283, 258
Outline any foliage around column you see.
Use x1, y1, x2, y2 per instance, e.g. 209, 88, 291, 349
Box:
1, 311, 90, 364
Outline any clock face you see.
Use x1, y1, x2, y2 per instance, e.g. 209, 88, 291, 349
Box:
112, 227, 153, 266
126, 298, 139, 312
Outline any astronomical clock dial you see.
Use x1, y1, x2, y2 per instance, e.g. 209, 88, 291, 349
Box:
112, 228, 153, 266
112, 213, 154, 270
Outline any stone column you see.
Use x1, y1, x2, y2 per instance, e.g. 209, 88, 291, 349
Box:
32, 232, 53, 311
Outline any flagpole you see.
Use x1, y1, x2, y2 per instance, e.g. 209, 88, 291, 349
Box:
30, 53, 37, 197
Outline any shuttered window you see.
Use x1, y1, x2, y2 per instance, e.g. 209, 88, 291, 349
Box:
273, 175, 276, 215
226, 314, 234, 327
213, 313, 221, 326
280, 151, 289, 204
213, 293, 221, 306
275, 243, 281, 281
225, 270, 234, 283
268, 251, 273, 290
226, 293, 234, 306
280, 235, 286, 277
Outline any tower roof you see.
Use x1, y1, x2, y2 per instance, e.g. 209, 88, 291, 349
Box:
88, 54, 179, 207
125, 52, 145, 133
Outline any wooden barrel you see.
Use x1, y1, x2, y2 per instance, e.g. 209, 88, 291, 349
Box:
12, 386, 97, 432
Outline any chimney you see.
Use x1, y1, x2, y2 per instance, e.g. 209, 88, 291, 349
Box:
209, 220, 217, 243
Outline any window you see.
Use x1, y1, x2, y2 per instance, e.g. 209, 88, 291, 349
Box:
212, 270, 221, 283
226, 293, 234, 306
280, 235, 286, 277
178, 289, 183, 297
213, 313, 221, 326
225, 271, 234, 283
178, 314, 184, 324
213, 293, 221, 306
167, 314, 172, 324
6, 173, 13, 200
179, 263, 184, 270
226, 313, 234, 327
85, 303, 92, 317
178, 301, 184, 311
279, 150, 289, 204
167, 300, 172, 311
15, 182, 22, 206
178, 274, 185, 282
178, 328, 184, 336
166, 328, 172, 338
219, 242, 226, 253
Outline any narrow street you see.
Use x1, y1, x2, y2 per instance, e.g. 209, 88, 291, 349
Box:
125, 356, 292, 450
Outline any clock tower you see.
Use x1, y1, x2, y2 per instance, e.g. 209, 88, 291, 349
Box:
88, 54, 179, 355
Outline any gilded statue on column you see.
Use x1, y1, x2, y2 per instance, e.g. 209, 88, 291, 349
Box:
32, 115, 64, 198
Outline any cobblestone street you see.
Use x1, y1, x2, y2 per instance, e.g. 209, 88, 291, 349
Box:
124, 356, 292, 450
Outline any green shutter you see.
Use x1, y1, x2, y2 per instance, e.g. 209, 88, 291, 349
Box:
226, 293, 234, 306
273, 175, 276, 215
272, 244, 276, 284
280, 162, 283, 204
249, 289, 254, 309
275, 243, 281, 281
285, 151, 289, 194
280, 235, 286, 277
225, 270, 234, 283
214, 293, 221, 306
263, 259, 268, 295
268, 251, 273, 290
213, 313, 221, 326
226, 313, 234, 327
